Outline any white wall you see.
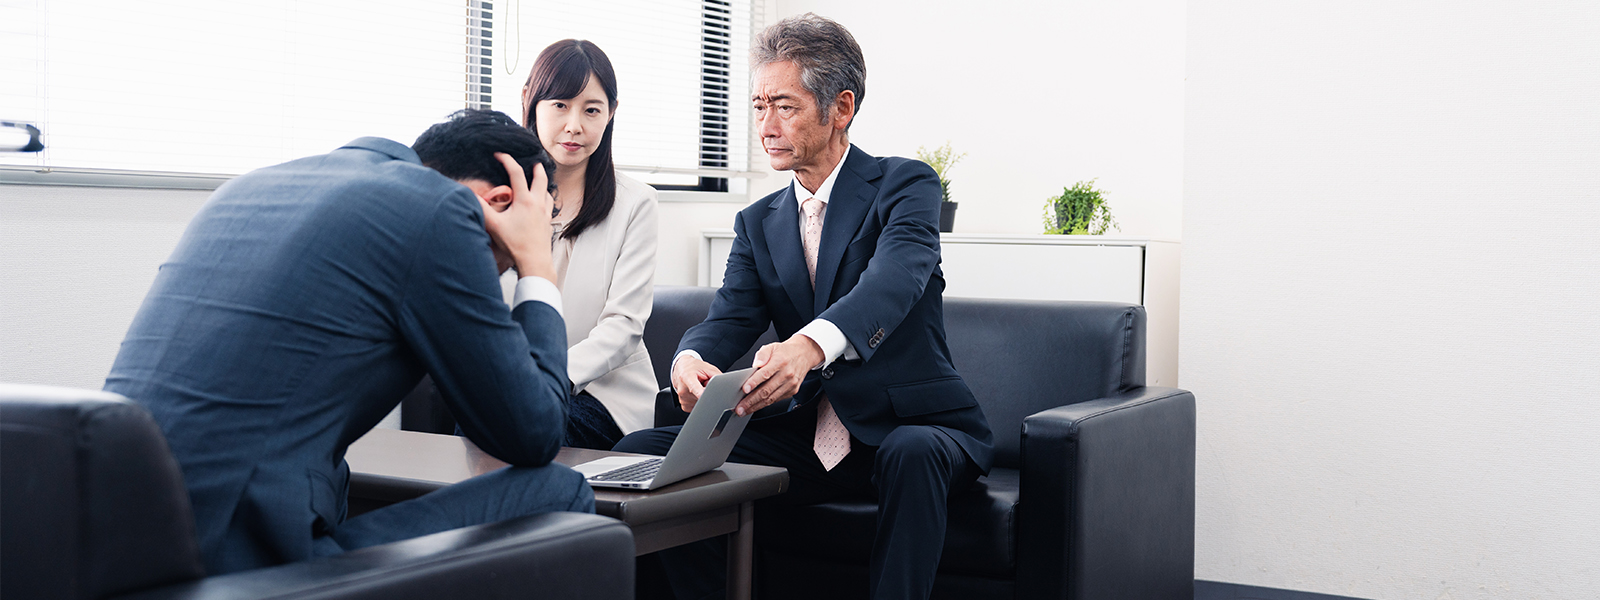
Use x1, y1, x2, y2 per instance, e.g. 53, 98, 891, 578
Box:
0, 186, 211, 390
773, 0, 1187, 240
653, 193, 755, 286
1183, 2, 1600, 598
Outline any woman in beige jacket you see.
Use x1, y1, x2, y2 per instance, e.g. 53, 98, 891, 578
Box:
521, 39, 658, 448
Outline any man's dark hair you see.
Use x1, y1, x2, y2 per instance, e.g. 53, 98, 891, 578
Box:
752, 13, 866, 130
412, 109, 557, 193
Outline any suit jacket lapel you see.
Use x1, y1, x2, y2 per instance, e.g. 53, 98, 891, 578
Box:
812, 146, 880, 316
762, 185, 815, 319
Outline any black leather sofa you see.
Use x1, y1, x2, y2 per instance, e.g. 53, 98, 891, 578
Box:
0, 383, 634, 600
642, 285, 1197, 600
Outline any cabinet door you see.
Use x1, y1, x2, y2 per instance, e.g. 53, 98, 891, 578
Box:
703, 235, 737, 287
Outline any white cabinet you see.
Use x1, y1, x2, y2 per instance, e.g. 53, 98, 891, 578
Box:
698, 231, 1180, 387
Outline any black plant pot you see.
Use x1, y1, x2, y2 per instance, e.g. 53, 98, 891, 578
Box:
938, 201, 957, 233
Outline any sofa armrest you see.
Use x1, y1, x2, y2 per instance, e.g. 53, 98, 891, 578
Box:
1016, 386, 1196, 600
115, 512, 634, 600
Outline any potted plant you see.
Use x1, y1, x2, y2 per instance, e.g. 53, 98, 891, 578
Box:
1043, 180, 1119, 235
916, 142, 965, 232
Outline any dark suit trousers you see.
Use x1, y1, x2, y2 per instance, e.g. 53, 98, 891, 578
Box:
613, 400, 979, 600
566, 390, 627, 451
313, 462, 595, 556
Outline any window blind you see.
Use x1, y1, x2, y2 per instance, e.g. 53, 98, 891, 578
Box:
489, 0, 753, 187
1, 0, 46, 160
467, 0, 494, 110
1, 0, 474, 175
695, 0, 752, 191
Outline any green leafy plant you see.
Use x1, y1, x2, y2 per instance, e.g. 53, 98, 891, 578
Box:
916, 142, 966, 203
1042, 180, 1119, 235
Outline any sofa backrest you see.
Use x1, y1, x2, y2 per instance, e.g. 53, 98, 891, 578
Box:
0, 384, 206, 599
644, 286, 1146, 469
941, 297, 1145, 468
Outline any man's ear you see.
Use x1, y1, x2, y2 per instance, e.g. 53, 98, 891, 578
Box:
831, 90, 856, 132
481, 184, 515, 213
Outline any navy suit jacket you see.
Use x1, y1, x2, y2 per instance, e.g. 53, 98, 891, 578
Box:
679, 145, 994, 472
105, 138, 569, 574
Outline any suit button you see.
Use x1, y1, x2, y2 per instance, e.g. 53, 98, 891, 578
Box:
868, 328, 885, 349
821, 367, 834, 380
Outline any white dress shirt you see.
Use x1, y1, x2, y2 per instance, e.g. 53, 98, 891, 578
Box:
787, 154, 859, 368
511, 275, 563, 317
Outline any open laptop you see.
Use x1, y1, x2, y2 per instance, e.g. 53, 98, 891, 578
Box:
573, 367, 756, 490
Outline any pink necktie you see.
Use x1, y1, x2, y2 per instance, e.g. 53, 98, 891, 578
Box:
803, 197, 851, 470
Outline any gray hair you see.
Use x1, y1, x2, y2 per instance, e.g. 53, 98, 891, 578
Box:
751, 13, 866, 129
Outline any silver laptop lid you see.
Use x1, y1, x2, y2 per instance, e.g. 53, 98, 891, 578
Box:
647, 367, 756, 488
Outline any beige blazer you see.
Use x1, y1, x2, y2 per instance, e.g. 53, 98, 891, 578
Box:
557, 171, 658, 434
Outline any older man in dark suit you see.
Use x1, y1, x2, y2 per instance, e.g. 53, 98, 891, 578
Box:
104, 110, 591, 575
614, 14, 993, 600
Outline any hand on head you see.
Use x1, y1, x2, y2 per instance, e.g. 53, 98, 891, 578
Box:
475, 153, 557, 282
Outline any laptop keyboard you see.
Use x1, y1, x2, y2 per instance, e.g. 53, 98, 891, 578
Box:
590, 458, 664, 482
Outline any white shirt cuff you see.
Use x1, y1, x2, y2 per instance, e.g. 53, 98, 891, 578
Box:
796, 318, 853, 369
672, 349, 703, 373
511, 275, 563, 318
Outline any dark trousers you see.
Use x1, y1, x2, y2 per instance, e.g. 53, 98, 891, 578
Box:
566, 390, 625, 450
315, 462, 595, 556
613, 400, 979, 600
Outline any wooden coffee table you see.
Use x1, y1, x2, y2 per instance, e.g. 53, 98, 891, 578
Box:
345, 428, 788, 600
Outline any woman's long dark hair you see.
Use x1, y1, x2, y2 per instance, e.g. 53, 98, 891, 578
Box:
522, 39, 619, 241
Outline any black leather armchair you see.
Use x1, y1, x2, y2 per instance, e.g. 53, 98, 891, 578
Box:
0, 384, 635, 600
641, 286, 1196, 600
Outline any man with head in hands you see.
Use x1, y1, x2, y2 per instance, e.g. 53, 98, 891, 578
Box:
104, 109, 593, 575
613, 14, 993, 600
